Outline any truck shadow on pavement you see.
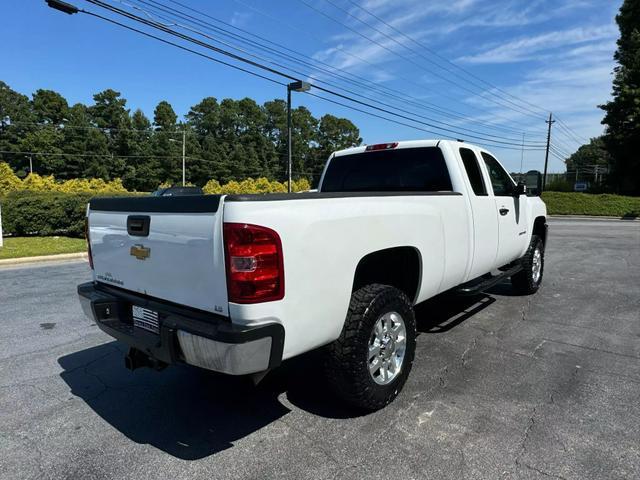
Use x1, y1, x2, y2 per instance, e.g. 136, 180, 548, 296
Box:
58, 292, 496, 460
414, 291, 496, 333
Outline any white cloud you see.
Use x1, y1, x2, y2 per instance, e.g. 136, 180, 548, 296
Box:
458, 25, 617, 64
302, 0, 617, 172
230, 11, 251, 28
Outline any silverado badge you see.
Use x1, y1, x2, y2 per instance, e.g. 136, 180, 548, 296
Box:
130, 244, 150, 260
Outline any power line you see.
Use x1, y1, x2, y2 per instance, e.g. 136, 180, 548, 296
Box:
549, 149, 568, 164
297, 0, 547, 122
80, 0, 547, 148
554, 117, 591, 145
123, 1, 545, 146
5, 120, 187, 134
81, 5, 287, 87
228, 0, 548, 135
0, 149, 203, 159
304, 90, 544, 153
131, 0, 538, 139
343, 0, 551, 118
550, 143, 573, 158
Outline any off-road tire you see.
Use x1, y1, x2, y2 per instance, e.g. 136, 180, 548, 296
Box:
511, 235, 544, 295
324, 284, 416, 411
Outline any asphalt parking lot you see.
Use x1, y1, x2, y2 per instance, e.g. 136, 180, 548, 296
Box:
1, 218, 638, 480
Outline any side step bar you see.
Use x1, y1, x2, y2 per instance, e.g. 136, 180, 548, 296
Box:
456, 263, 523, 296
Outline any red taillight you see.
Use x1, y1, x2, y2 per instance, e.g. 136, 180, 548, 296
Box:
85, 217, 94, 270
365, 142, 398, 151
223, 223, 284, 304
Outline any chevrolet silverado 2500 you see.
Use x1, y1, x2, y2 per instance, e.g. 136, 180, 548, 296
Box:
78, 140, 547, 410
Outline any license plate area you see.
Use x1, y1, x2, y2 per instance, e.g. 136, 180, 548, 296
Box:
132, 305, 160, 335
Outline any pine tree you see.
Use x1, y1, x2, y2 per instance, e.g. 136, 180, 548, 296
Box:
600, 0, 640, 194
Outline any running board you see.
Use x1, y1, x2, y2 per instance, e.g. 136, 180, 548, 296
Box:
456, 263, 523, 296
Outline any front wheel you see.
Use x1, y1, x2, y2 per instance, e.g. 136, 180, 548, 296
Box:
511, 235, 544, 294
324, 284, 416, 411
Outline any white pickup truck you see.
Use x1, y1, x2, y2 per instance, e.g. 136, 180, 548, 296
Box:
78, 139, 547, 410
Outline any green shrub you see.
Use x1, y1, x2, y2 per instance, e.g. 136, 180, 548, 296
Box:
542, 192, 640, 217
545, 178, 573, 192
0, 191, 137, 237
0, 162, 22, 196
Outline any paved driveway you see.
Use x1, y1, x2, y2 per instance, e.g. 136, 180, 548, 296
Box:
1, 218, 638, 479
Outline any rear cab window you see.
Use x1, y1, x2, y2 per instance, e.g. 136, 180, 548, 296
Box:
321, 147, 453, 192
459, 148, 487, 196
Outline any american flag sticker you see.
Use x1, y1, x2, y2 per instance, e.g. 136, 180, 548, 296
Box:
132, 305, 160, 334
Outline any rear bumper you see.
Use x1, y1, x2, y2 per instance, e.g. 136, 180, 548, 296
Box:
77, 282, 284, 375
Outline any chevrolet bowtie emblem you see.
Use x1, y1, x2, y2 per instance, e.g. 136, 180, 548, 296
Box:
130, 244, 150, 260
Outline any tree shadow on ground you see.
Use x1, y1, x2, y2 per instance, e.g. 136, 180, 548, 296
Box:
59, 290, 498, 460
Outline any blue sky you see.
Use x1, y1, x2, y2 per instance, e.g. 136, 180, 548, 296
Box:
1, 0, 622, 172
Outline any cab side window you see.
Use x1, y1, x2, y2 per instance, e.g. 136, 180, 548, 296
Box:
459, 148, 487, 196
481, 152, 515, 196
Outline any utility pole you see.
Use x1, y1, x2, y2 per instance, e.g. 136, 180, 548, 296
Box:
520, 132, 525, 175
542, 112, 555, 191
181, 129, 186, 186
29, 154, 33, 174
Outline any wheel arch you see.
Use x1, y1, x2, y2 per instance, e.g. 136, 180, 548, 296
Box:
352, 246, 422, 304
532, 216, 548, 245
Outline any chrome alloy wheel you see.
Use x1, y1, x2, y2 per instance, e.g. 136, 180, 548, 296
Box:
368, 311, 407, 385
532, 246, 542, 284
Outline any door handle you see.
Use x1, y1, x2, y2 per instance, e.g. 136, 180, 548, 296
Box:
499, 208, 509, 216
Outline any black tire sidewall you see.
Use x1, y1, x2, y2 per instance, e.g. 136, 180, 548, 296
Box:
513, 235, 544, 294
327, 284, 417, 410
359, 289, 416, 402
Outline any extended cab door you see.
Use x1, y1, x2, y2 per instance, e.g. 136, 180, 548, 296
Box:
458, 147, 499, 279
480, 152, 528, 266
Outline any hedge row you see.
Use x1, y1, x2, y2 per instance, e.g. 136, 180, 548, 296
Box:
0, 162, 128, 196
0, 179, 311, 237
0, 191, 135, 237
203, 177, 310, 194
2, 191, 93, 237
541, 192, 640, 217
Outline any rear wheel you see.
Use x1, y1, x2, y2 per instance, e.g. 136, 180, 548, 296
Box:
511, 235, 544, 294
324, 284, 416, 411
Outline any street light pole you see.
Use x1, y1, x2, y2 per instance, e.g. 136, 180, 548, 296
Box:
286, 81, 311, 193
287, 87, 292, 193
542, 112, 555, 191
181, 129, 186, 186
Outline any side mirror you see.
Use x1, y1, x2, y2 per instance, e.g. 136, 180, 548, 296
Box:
514, 181, 527, 196
525, 170, 542, 196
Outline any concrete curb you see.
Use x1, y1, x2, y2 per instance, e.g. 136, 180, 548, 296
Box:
0, 252, 88, 267
549, 215, 640, 221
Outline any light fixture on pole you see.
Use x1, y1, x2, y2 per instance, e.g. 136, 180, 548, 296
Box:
46, 0, 80, 14
287, 81, 310, 193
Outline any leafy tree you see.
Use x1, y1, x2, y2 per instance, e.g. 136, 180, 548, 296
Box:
186, 97, 219, 137
19, 126, 65, 175
0, 81, 364, 189
566, 137, 611, 172
153, 100, 177, 131
60, 103, 95, 179
600, 0, 640, 194
0, 81, 35, 172
32, 89, 69, 125
90, 89, 129, 130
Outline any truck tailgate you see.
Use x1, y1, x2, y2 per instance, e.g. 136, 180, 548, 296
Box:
88, 196, 227, 314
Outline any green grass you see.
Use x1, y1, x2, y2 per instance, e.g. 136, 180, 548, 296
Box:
0, 236, 86, 260
542, 192, 640, 217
